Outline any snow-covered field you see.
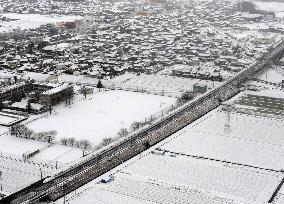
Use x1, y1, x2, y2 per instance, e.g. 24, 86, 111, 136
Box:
53, 86, 284, 204
0, 134, 85, 194
257, 65, 284, 83
0, 134, 47, 155
27, 90, 176, 146
120, 155, 280, 203
254, 1, 284, 19
255, 1, 284, 13
0, 13, 83, 33
55, 147, 282, 204
162, 109, 284, 170
190, 109, 284, 146
0, 151, 57, 194
32, 144, 83, 164
116, 74, 219, 97
0, 89, 175, 195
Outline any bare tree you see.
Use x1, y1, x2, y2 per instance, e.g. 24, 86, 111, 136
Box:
130, 121, 147, 132
78, 140, 91, 149
10, 124, 33, 139
130, 121, 141, 132
117, 128, 129, 138
67, 137, 76, 146
60, 137, 68, 145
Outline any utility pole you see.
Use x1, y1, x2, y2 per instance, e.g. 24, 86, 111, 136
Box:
39, 168, 43, 180
0, 171, 2, 191
224, 104, 232, 134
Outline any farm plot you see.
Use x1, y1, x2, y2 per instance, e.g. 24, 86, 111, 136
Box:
190, 109, 284, 146
121, 153, 281, 204
162, 128, 284, 170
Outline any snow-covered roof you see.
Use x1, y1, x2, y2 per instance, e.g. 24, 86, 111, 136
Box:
42, 84, 71, 95
20, 72, 56, 82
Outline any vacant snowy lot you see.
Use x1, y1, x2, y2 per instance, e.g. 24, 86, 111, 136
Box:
116, 74, 218, 97
32, 144, 83, 164
0, 13, 83, 33
0, 134, 47, 155
27, 90, 176, 146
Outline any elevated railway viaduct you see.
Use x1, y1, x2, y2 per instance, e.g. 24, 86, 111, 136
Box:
1, 39, 284, 204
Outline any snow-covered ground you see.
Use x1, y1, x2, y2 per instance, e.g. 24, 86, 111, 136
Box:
255, 1, 284, 13
163, 109, 284, 170
0, 134, 47, 155
0, 89, 175, 195
116, 74, 219, 97
0, 112, 27, 126
0, 13, 83, 33
0, 134, 86, 194
27, 90, 176, 146
53, 87, 284, 204
190, 109, 284, 146
254, 1, 284, 19
257, 65, 284, 83
0, 150, 57, 194
31, 144, 83, 164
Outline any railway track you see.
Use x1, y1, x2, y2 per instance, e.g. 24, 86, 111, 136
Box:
1, 40, 284, 204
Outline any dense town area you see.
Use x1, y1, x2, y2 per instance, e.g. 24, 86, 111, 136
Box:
0, 0, 284, 203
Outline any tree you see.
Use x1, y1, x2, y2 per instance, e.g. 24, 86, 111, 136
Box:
33, 130, 56, 142
177, 91, 195, 105
22, 127, 34, 139
130, 121, 146, 132
96, 80, 103, 89
45, 130, 57, 143
10, 124, 20, 137
78, 140, 91, 149
60, 137, 68, 145
82, 86, 87, 98
0, 102, 4, 111
101, 138, 113, 146
67, 137, 76, 146
26, 101, 32, 113
34, 132, 45, 141
10, 124, 33, 138
117, 128, 129, 138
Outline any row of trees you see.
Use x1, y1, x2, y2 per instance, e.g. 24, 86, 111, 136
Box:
10, 124, 56, 143
60, 137, 92, 149
10, 124, 92, 150
93, 121, 150, 150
